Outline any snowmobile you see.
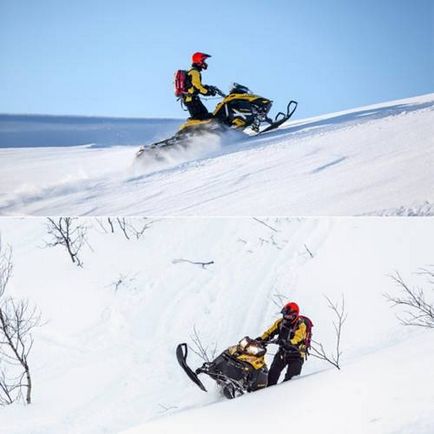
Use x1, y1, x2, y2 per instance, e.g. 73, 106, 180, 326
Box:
136, 83, 298, 158
176, 336, 269, 399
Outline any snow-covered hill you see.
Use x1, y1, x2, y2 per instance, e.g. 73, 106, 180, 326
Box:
1, 93, 434, 216
0, 217, 433, 434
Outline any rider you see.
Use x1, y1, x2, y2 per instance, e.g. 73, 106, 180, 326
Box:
257, 302, 311, 386
183, 52, 217, 120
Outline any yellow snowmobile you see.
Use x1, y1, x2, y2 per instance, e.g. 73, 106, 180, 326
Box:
136, 83, 297, 158
177, 336, 269, 399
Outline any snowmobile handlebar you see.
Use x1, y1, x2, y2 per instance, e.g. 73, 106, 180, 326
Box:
210, 86, 226, 98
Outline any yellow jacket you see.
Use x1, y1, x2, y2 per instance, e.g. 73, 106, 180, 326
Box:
184, 67, 209, 102
260, 318, 308, 356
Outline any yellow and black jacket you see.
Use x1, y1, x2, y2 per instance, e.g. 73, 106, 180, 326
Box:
184, 65, 210, 103
260, 317, 309, 358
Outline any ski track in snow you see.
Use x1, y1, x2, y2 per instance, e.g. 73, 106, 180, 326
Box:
1, 94, 434, 216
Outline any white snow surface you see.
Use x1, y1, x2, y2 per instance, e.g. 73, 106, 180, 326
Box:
0, 217, 433, 434
1, 93, 434, 216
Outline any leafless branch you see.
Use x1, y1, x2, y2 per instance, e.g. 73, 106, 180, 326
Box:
310, 295, 347, 370
0, 239, 43, 406
416, 267, 434, 281
44, 217, 89, 267
0, 298, 42, 405
94, 218, 113, 234
172, 258, 214, 269
384, 271, 434, 328
270, 234, 285, 250
258, 237, 269, 246
95, 218, 153, 240
108, 272, 138, 292
0, 369, 15, 406
189, 326, 217, 363
252, 217, 279, 233
270, 291, 288, 310
304, 244, 314, 258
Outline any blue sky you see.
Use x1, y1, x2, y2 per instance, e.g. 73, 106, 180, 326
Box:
1, 0, 433, 119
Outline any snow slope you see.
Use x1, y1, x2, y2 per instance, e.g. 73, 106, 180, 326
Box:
1, 93, 434, 216
0, 217, 433, 434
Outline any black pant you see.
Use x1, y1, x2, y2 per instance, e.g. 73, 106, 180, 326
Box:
184, 97, 212, 120
267, 350, 304, 386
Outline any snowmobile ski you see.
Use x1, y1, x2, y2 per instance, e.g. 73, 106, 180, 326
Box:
176, 343, 207, 392
135, 136, 183, 158
259, 100, 298, 134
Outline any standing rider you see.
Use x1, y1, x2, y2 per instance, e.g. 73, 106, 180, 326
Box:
257, 302, 312, 386
183, 52, 217, 120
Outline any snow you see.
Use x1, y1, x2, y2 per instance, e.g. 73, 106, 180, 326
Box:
1, 93, 434, 216
131, 334, 434, 434
0, 217, 433, 434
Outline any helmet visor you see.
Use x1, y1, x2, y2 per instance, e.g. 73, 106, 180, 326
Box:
282, 309, 298, 321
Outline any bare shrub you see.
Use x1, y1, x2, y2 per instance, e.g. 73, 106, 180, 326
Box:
189, 326, 217, 363
95, 217, 153, 240
44, 217, 89, 267
310, 295, 347, 370
385, 270, 434, 329
0, 239, 42, 405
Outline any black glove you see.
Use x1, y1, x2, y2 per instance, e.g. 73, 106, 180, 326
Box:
206, 86, 217, 96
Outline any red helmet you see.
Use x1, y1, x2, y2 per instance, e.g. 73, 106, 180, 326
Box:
192, 52, 211, 70
281, 302, 300, 322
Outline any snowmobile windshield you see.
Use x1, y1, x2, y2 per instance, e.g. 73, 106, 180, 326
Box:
229, 83, 250, 94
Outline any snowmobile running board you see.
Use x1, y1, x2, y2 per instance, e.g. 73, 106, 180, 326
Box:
176, 343, 207, 392
259, 100, 298, 134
